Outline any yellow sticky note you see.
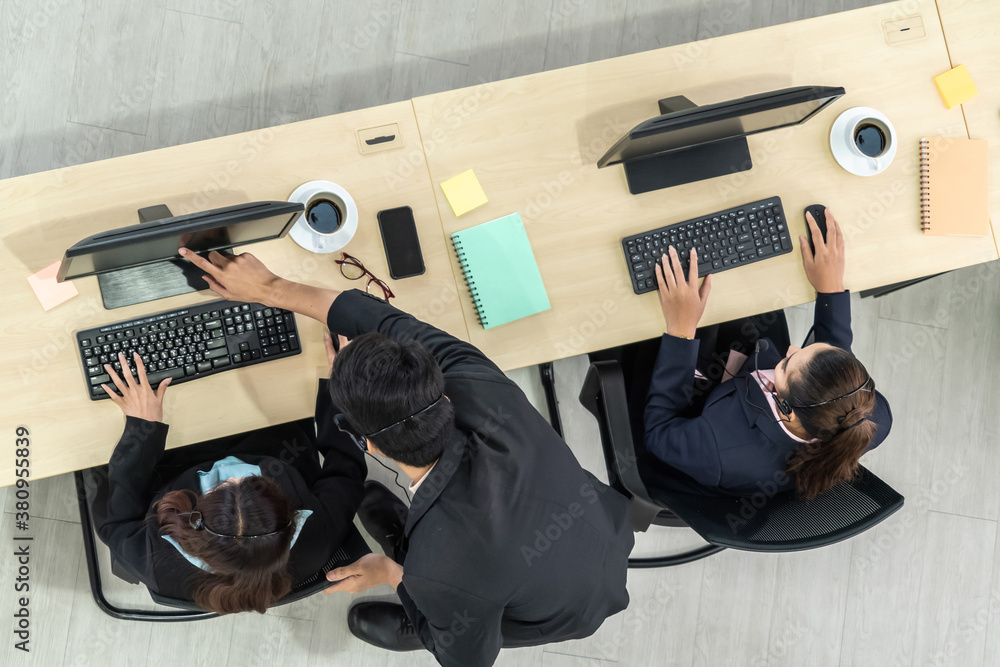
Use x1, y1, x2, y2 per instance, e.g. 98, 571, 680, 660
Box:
27, 261, 78, 311
440, 169, 488, 217
934, 64, 979, 109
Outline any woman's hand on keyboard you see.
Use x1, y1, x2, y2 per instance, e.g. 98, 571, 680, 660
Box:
101, 352, 170, 423
654, 246, 712, 340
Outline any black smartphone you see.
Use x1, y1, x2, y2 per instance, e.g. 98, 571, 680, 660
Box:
377, 206, 425, 279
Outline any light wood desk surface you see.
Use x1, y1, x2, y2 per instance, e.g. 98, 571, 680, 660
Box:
0, 102, 468, 486
414, 0, 997, 371
936, 0, 1000, 256
3, 0, 998, 485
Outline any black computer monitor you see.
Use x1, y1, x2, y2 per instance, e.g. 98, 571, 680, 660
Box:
597, 85, 845, 194
57, 201, 303, 309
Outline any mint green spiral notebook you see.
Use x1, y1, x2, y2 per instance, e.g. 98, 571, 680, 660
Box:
451, 213, 550, 329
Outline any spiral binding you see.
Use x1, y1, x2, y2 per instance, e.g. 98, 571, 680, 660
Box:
919, 138, 931, 232
451, 236, 489, 328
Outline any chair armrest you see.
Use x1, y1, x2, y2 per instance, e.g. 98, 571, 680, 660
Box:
579, 361, 662, 531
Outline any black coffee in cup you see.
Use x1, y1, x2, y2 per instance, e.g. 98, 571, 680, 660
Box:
306, 198, 342, 234
853, 123, 887, 158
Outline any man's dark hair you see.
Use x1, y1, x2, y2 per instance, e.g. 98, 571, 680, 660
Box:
328, 332, 454, 467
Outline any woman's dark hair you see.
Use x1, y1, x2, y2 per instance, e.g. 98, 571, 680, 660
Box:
783, 346, 878, 499
154, 476, 296, 614
328, 332, 454, 467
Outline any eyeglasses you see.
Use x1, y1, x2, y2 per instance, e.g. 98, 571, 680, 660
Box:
335, 253, 395, 301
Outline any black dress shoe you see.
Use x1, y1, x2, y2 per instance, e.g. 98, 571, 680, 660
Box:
359, 481, 408, 563
348, 601, 424, 652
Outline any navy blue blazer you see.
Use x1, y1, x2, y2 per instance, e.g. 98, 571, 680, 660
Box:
643, 291, 892, 494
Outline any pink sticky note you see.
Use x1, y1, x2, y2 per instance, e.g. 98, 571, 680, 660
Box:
27, 261, 79, 311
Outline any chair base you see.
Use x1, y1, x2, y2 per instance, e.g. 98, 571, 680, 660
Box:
628, 544, 726, 568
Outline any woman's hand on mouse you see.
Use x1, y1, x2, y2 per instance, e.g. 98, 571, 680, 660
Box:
654, 246, 712, 339
800, 208, 845, 293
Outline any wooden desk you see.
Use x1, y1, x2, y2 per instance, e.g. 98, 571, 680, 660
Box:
4, 0, 998, 485
935, 0, 1000, 256
413, 0, 997, 371
0, 102, 468, 486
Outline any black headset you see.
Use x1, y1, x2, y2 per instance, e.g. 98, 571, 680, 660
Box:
755, 339, 873, 419
774, 375, 873, 417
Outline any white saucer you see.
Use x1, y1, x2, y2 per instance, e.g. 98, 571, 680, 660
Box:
287, 180, 358, 254
829, 107, 897, 177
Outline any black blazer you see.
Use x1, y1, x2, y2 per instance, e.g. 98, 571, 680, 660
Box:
328, 290, 634, 667
644, 291, 892, 494
96, 380, 366, 603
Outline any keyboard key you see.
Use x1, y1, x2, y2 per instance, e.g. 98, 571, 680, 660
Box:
89, 373, 110, 386
204, 347, 228, 360
212, 357, 230, 369
206, 339, 227, 350
197, 361, 212, 373
147, 367, 185, 386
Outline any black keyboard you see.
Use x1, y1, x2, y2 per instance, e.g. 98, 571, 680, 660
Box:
76, 299, 301, 401
622, 196, 792, 294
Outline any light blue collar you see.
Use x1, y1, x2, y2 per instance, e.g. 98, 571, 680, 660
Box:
162, 456, 311, 573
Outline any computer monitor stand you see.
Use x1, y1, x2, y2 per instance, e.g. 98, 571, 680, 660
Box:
97, 205, 230, 309
622, 96, 753, 195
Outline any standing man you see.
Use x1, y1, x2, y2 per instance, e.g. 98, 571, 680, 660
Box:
180, 247, 634, 667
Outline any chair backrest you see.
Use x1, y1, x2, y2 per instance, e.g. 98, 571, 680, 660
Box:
579, 360, 904, 553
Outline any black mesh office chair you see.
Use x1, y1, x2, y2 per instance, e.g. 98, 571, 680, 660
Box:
578, 360, 904, 568
74, 468, 371, 621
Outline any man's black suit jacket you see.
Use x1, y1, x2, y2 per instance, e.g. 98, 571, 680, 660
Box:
328, 290, 634, 667
644, 291, 892, 494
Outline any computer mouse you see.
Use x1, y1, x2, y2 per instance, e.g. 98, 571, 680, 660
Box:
804, 204, 828, 254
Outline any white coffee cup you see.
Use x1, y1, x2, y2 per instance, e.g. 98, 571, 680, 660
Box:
847, 116, 894, 160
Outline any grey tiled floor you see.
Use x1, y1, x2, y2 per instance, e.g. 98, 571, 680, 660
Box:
5, 1, 1000, 666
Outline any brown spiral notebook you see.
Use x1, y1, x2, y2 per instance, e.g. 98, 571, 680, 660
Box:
919, 137, 989, 235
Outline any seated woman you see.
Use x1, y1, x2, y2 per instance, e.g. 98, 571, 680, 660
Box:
643, 209, 891, 499
91, 332, 365, 613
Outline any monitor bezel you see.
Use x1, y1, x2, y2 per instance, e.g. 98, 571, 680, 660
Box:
597, 85, 846, 168
57, 201, 303, 282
